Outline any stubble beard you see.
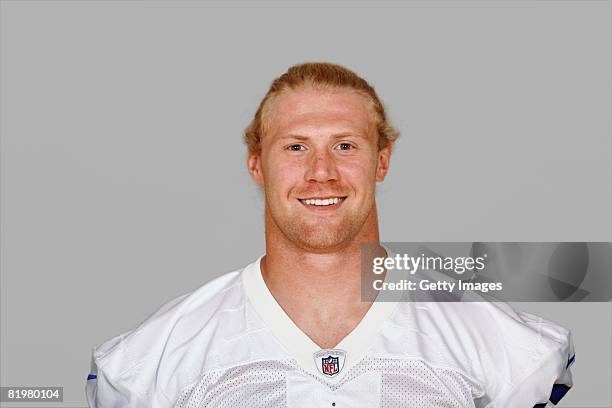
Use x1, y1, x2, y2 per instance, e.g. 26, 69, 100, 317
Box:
266, 197, 375, 252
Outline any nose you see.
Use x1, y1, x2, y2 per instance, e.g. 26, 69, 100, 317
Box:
304, 149, 339, 183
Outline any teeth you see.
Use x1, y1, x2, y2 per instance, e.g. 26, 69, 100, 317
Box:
301, 198, 342, 206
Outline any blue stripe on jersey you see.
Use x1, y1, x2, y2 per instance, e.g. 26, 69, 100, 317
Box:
87, 374, 97, 380
566, 353, 575, 369
549, 383, 571, 405
533, 383, 572, 407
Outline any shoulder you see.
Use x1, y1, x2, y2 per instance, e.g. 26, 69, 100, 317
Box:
419, 300, 571, 371
88, 265, 252, 406
94, 267, 244, 358
386, 298, 574, 407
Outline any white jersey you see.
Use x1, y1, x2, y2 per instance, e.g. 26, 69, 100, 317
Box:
86, 256, 574, 407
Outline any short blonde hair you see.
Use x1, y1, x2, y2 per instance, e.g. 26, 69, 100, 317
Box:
244, 62, 399, 154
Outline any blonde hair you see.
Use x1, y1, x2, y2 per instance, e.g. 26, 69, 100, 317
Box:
244, 62, 399, 154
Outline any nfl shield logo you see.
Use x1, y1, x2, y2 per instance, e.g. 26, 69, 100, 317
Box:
321, 355, 339, 376
313, 348, 346, 377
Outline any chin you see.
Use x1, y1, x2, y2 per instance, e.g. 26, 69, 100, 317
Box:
288, 222, 358, 251
296, 236, 346, 251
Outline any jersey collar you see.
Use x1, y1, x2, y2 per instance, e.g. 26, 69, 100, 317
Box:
242, 254, 398, 379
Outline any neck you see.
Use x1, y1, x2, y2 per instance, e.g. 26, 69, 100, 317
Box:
260, 206, 385, 348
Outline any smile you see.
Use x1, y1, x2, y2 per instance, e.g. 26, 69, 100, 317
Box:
298, 197, 346, 206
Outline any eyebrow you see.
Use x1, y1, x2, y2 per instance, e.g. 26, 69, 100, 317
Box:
280, 132, 368, 140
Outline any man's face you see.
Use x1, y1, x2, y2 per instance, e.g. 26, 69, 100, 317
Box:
248, 86, 392, 251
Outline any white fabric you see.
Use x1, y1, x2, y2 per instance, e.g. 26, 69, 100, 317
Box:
86, 256, 574, 407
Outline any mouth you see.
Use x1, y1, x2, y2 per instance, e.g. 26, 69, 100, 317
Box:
298, 196, 347, 208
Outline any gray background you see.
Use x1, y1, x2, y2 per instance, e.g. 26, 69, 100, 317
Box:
1, 0, 610, 406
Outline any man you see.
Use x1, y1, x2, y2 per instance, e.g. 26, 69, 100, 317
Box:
86, 63, 574, 407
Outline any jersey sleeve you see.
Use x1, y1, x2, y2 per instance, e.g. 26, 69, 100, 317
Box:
486, 309, 575, 408
84, 292, 195, 407
84, 336, 156, 408
85, 355, 133, 408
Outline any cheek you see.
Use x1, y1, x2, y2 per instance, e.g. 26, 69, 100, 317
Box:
339, 158, 378, 189
276, 158, 305, 176
263, 156, 305, 194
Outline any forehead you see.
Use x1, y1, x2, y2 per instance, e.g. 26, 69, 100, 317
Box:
263, 86, 375, 138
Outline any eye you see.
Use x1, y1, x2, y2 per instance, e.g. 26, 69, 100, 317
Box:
286, 144, 306, 152
335, 142, 355, 151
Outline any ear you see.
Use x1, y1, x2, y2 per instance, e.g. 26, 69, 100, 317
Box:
247, 152, 265, 186
375, 143, 393, 182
